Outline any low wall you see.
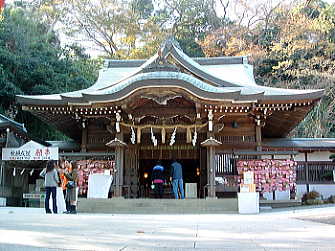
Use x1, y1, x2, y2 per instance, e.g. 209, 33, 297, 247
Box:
263, 190, 290, 200
297, 184, 335, 199
262, 184, 335, 200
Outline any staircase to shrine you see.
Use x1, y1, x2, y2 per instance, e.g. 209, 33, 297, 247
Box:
77, 198, 238, 214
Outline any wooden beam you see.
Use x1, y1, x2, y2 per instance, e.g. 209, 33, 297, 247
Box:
132, 107, 195, 117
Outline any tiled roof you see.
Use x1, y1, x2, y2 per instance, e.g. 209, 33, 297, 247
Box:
263, 138, 335, 150
0, 114, 27, 134
17, 38, 323, 105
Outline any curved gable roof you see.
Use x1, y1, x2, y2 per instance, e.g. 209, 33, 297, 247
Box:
17, 38, 323, 105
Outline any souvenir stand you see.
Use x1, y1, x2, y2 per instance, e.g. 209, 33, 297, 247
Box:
1, 140, 63, 210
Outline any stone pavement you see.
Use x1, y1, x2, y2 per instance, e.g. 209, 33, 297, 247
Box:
0, 206, 335, 251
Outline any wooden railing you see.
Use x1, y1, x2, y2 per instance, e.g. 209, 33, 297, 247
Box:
215, 158, 335, 185
296, 161, 335, 184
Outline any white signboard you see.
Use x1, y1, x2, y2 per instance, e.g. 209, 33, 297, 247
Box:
87, 174, 113, 199
2, 140, 58, 160
243, 171, 254, 185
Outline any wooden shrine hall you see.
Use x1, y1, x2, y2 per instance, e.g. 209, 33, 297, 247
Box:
17, 38, 324, 199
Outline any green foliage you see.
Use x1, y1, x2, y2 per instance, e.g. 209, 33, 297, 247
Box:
0, 7, 99, 141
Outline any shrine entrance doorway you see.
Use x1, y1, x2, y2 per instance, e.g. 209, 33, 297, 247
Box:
138, 158, 201, 198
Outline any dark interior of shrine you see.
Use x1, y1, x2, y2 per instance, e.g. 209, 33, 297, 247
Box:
138, 159, 201, 198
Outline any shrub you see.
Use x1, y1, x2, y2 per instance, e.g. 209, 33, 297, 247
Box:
302, 191, 321, 201
305, 199, 324, 205
302, 191, 322, 205
326, 195, 335, 204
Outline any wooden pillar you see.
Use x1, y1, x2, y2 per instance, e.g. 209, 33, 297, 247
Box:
255, 125, 262, 152
207, 146, 216, 198
115, 146, 125, 197
106, 135, 127, 198
81, 127, 88, 152
114, 133, 124, 197
201, 137, 222, 199
305, 152, 309, 193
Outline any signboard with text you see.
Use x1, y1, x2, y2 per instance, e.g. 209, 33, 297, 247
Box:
2, 140, 58, 161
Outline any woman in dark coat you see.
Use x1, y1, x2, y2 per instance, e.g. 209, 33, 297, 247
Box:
64, 161, 78, 214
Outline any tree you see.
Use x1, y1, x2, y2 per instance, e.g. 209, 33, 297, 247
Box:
200, 0, 335, 137
156, 0, 224, 56
41, 0, 225, 58
0, 7, 100, 140
254, 1, 335, 137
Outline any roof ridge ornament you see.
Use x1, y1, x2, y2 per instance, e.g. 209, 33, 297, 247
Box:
158, 36, 181, 61
142, 37, 181, 73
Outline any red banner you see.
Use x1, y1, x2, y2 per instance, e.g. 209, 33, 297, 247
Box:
0, 0, 5, 9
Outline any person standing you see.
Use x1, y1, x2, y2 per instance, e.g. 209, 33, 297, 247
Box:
64, 161, 78, 214
40, 160, 60, 214
170, 159, 185, 199
152, 161, 165, 198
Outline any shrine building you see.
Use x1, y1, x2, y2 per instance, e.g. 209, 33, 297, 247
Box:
17, 39, 324, 199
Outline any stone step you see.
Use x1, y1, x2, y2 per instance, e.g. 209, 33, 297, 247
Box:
77, 198, 238, 214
